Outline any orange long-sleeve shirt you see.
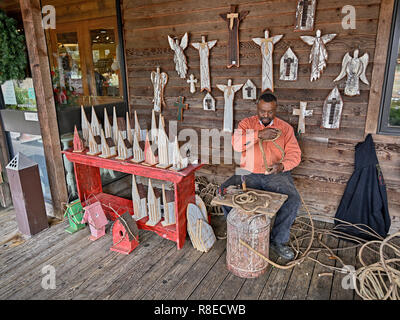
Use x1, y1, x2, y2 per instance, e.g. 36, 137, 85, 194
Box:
232, 116, 301, 173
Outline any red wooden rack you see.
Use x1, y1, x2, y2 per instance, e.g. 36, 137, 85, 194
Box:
62, 149, 204, 249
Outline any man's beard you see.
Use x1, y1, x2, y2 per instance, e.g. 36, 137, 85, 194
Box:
260, 117, 272, 126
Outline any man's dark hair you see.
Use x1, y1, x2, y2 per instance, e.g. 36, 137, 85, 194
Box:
257, 92, 277, 104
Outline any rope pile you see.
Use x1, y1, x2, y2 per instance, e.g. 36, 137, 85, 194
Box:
195, 176, 224, 216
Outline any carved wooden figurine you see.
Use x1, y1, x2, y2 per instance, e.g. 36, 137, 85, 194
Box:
187, 74, 197, 94
252, 30, 283, 92
168, 32, 189, 79
220, 5, 249, 68
100, 128, 117, 158
203, 92, 216, 111
191, 36, 217, 92
146, 179, 162, 227
156, 114, 171, 169
174, 96, 189, 122
143, 131, 158, 166
217, 79, 243, 133
321, 86, 343, 129
81, 105, 90, 146
161, 184, 175, 226
293, 101, 313, 134
132, 174, 147, 221
301, 30, 336, 82
295, 0, 317, 31
280, 47, 298, 81
334, 49, 369, 96
151, 67, 168, 112
73, 125, 85, 153
242, 79, 257, 100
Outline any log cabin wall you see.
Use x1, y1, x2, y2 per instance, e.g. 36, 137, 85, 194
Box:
122, 0, 400, 231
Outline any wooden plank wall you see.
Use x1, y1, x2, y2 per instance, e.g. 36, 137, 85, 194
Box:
122, 0, 400, 230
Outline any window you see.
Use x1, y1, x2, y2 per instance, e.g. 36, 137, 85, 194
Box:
379, 0, 400, 135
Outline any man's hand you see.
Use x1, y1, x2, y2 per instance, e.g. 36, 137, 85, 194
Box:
268, 163, 284, 174
258, 128, 280, 140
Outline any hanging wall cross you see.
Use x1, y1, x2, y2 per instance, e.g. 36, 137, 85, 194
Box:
203, 92, 216, 111
293, 101, 313, 134
187, 74, 197, 94
280, 47, 298, 81
242, 79, 256, 100
253, 30, 283, 92
220, 5, 249, 68
295, 0, 317, 31
321, 86, 343, 129
174, 96, 189, 121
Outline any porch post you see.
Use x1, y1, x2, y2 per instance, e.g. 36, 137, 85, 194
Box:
19, 0, 68, 219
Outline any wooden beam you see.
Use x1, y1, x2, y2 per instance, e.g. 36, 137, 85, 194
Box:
19, 0, 68, 219
365, 0, 395, 134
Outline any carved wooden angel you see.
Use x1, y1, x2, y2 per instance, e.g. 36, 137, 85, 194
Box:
334, 49, 369, 96
217, 79, 243, 133
252, 30, 283, 92
300, 30, 336, 82
151, 67, 168, 112
168, 32, 189, 79
191, 36, 217, 92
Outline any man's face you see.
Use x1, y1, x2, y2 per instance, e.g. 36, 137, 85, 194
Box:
257, 100, 277, 126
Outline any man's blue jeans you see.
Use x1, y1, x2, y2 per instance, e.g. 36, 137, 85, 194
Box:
219, 171, 301, 244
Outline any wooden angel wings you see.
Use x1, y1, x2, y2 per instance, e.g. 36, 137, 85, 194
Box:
334, 49, 369, 96
168, 32, 189, 79
300, 30, 336, 82
151, 67, 168, 112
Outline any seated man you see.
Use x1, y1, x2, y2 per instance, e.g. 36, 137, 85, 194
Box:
219, 92, 302, 260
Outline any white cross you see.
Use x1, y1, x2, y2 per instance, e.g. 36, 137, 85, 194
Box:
293, 101, 313, 134
187, 74, 197, 94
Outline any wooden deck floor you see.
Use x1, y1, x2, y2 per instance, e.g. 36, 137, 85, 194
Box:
0, 206, 371, 300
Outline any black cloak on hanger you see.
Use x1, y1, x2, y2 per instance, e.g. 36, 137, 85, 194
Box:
334, 134, 391, 241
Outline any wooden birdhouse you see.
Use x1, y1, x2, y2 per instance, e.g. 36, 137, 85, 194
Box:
156, 114, 171, 169
81, 105, 90, 147
112, 106, 119, 144
242, 79, 257, 100
73, 125, 85, 153
170, 136, 189, 171
64, 198, 85, 234
280, 47, 298, 81
91, 106, 102, 137
149, 109, 158, 144
104, 108, 113, 139
132, 175, 148, 221
161, 184, 175, 226
100, 128, 117, 158
110, 211, 139, 255
146, 179, 161, 226
81, 201, 108, 241
115, 130, 133, 160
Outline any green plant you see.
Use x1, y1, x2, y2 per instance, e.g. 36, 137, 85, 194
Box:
0, 9, 27, 84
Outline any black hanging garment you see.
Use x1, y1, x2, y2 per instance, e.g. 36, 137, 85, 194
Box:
334, 134, 391, 241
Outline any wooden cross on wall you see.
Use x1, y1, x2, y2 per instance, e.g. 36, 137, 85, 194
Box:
328, 98, 338, 125
284, 57, 294, 77
220, 5, 249, 68
295, 0, 317, 31
293, 101, 313, 134
245, 86, 253, 98
300, 0, 310, 27
174, 96, 189, 121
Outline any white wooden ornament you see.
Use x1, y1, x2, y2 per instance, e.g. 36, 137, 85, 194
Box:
242, 79, 257, 100
203, 92, 216, 111
87, 126, 101, 156
217, 79, 243, 133
131, 130, 144, 163
171, 136, 189, 171
112, 106, 119, 145
300, 30, 336, 82
156, 114, 171, 169
90, 106, 101, 137
132, 175, 147, 221
104, 108, 112, 138
149, 109, 158, 144
252, 30, 283, 92
293, 101, 313, 134
295, 0, 317, 31
99, 128, 116, 158
146, 179, 161, 227
186, 203, 216, 252
115, 130, 132, 160
322, 86, 343, 129
191, 36, 217, 92
134, 110, 141, 141
280, 47, 298, 81
168, 32, 189, 79
334, 49, 369, 96
187, 74, 197, 94
81, 105, 90, 147
151, 67, 168, 112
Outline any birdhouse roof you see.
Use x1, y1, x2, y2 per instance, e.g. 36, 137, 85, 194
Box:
123, 138, 132, 149
84, 202, 108, 227
106, 137, 115, 147
6, 153, 37, 171
116, 211, 139, 241
94, 135, 102, 145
